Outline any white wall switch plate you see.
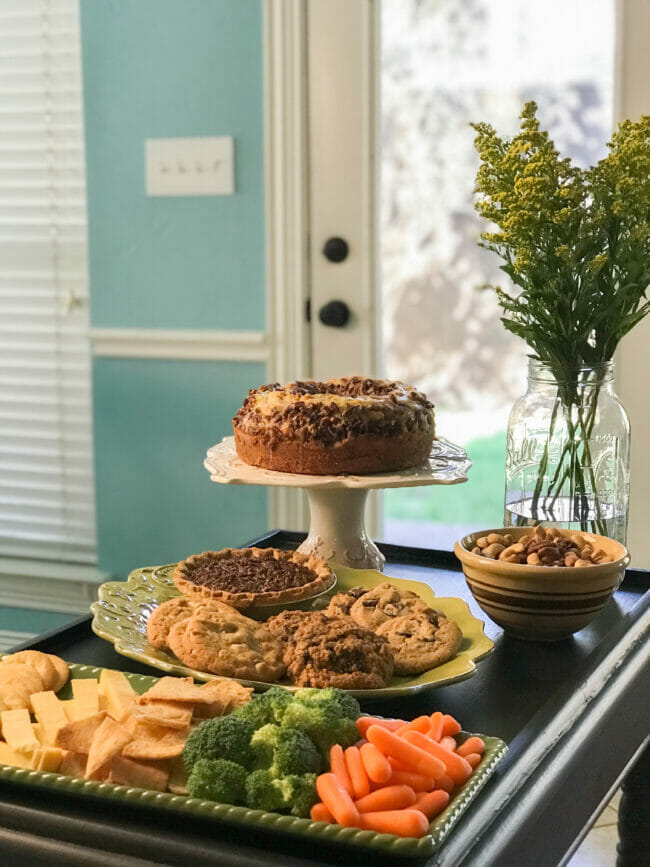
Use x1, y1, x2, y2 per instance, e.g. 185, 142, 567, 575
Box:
145, 136, 235, 196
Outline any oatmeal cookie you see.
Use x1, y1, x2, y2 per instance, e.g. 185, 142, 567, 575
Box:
167, 613, 285, 683
375, 609, 463, 676
264, 609, 316, 646
325, 587, 367, 618
348, 582, 430, 631
284, 613, 394, 689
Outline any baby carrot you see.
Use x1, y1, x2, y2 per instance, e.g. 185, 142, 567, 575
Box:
345, 746, 370, 799
388, 769, 437, 791
316, 773, 360, 827
464, 752, 482, 769
395, 716, 433, 737
401, 730, 472, 785
360, 742, 392, 784
388, 756, 412, 773
356, 717, 406, 738
440, 736, 457, 752
412, 789, 450, 820
356, 809, 429, 838
429, 711, 444, 742
436, 773, 455, 793
366, 725, 446, 780
310, 802, 333, 822
329, 744, 353, 795
354, 785, 416, 813
441, 714, 461, 737
456, 737, 485, 758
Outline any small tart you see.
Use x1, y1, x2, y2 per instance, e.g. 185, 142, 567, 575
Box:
172, 547, 335, 609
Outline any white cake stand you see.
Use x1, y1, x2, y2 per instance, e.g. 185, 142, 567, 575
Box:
204, 436, 470, 571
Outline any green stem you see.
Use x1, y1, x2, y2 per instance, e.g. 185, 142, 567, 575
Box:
531, 393, 562, 521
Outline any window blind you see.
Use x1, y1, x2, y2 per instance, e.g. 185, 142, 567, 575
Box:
0, 0, 96, 563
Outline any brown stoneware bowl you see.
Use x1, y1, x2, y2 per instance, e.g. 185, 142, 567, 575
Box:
454, 527, 630, 641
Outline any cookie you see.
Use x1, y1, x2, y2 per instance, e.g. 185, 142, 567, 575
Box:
168, 613, 285, 683
375, 609, 463, 675
146, 597, 197, 650
284, 613, 394, 690
325, 587, 367, 618
3, 651, 58, 692
265, 610, 317, 645
348, 582, 430, 630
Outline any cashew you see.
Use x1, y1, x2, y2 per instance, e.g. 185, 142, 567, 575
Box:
487, 533, 509, 546
519, 534, 532, 547
471, 546, 482, 555
482, 543, 506, 559
527, 552, 541, 565
499, 544, 525, 563
574, 559, 593, 567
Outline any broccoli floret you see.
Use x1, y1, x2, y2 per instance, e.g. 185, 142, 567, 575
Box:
281, 701, 359, 756
187, 758, 247, 804
230, 695, 276, 730
245, 768, 291, 812
270, 727, 321, 777
260, 686, 294, 724
285, 773, 318, 818
293, 687, 360, 722
250, 723, 280, 770
183, 714, 254, 771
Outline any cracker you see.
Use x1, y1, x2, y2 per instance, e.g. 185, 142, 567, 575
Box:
108, 754, 170, 791
85, 716, 131, 779
55, 711, 108, 754
134, 700, 193, 730
121, 719, 188, 760
192, 679, 253, 718
136, 677, 213, 705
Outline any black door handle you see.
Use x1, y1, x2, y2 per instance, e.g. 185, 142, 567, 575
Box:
318, 300, 351, 328
322, 237, 349, 263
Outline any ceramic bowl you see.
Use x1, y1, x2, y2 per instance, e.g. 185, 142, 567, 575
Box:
454, 527, 629, 641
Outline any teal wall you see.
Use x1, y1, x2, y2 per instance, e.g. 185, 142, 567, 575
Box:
93, 359, 268, 576
81, 1, 268, 577
81, 0, 265, 329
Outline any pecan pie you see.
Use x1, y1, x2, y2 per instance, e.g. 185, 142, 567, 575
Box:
172, 547, 335, 609
232, 376, 436, 475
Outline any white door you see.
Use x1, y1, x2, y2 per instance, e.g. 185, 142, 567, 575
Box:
299, 0, 650, 559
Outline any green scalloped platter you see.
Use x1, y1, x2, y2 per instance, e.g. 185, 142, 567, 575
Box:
90, 562, 494, 700
0, 659, 507, 858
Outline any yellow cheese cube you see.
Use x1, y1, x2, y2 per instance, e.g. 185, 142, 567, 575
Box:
0, 709, 40, 756
98, 670, 136, 722
30, 691, 68, 744
71, 678, 99, 716
0, 740, 33, 769
32, 746, 65, 772
61, 699, 79, 722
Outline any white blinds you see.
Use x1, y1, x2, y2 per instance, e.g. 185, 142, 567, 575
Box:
0, 0, 96, 563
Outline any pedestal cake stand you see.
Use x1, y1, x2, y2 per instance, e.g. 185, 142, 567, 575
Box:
204, 437, 470, 571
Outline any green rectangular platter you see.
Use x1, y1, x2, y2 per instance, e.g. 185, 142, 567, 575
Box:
0, 659, 507, 858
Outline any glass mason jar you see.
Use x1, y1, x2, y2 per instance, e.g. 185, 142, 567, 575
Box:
504, 359, 630, 543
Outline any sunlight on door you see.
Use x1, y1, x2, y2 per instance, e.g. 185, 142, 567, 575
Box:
379, 0, 615, 549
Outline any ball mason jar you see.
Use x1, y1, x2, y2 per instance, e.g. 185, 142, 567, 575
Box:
504, 359, 630, 543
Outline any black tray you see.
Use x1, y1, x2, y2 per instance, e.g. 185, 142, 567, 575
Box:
1, 532, 648, 866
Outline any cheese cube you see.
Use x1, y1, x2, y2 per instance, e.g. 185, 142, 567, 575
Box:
0, 740, 33, 769
0, 709, 40, 756
99, 670, 136, 722
71, 678, 99, 716
30, 691, 68, 744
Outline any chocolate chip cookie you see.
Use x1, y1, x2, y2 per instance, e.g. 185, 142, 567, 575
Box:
348, 582, 430, 630
284, 612, 394, 689
167, 612, 285, 683
375, 609, 463, 675
325, 587, 367, 617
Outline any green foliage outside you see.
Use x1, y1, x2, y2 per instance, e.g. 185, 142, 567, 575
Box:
384, 431, 506, 525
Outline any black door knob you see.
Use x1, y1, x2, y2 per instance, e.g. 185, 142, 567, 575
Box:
322, 237, 349, 263
318, 300, 351, 328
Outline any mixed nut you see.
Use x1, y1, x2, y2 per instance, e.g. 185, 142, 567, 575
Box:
470, 526, 613, 567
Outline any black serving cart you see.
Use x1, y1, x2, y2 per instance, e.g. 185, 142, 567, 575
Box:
0, 532, 647, 867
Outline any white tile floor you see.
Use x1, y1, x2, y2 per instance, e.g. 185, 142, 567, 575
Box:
567, 791, 620, 866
